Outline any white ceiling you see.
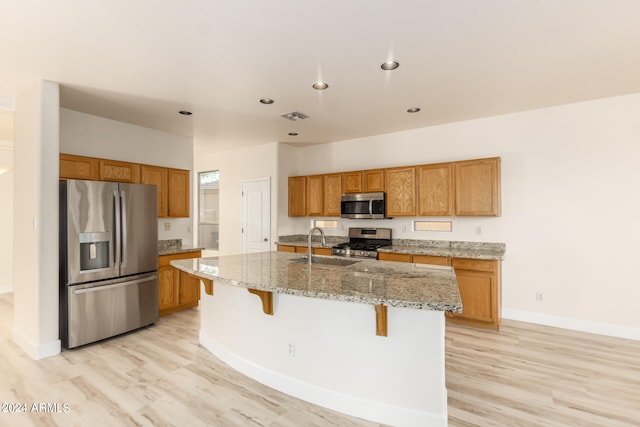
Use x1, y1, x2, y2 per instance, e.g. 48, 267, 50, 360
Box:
2, 1, 640, 154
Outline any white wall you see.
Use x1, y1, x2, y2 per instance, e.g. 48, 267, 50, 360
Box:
194, 142, 280, 256
13, 80, 61, 359
278, 93, 640, 339
192, 93, 640, 339
0, 167, 13, 294
60, 109, 195, 243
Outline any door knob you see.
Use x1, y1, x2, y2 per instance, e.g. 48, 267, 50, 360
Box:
264, 238, 268, 242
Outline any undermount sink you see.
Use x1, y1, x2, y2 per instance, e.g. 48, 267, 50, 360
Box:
291, 256, 361, 267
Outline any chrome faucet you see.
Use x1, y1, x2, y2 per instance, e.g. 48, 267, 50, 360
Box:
307, 226, 326, 265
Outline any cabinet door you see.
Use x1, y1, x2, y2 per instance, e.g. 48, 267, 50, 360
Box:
450, 258, 500, 329
342, 171, 362, 193
60, 154, 99, 180
99, 159, 141, 183
323, 173, 342, 216
454, 157, 501, 216
363, 169, 385, 192
385, 167, 416, 216
288, 176, 306, 216
417, 163, 453, 216
306, 175, 324, 216
450, 269, 496, 323
179, 270, 200, 305
140, 165, 168, 217
159, 264, 179, 312
168, 169, 190, 217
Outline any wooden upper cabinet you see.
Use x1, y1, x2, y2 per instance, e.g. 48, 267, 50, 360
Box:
454, 157, 501, 216
362, 169, 385, 192
60, 154, 99, 180
168, 168, 190, 217
342, 171, 362, 193
323, 173, 342, 216
417, 162, 454, 216
385, 166, 416, 216
140, 165, 169, 217
99, 159, 140, 183
306, 174, 324, 217
288, 176, 306, 216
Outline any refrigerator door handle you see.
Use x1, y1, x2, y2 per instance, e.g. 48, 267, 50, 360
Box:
120, 190, 128, 269
113, 190, 121, 274
71, 276, 157, 295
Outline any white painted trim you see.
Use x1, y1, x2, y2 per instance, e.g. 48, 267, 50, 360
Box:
199, 330, 446, 427
0, 285, 13, 294
12, 328, 61, 360
502, 309, 640, 341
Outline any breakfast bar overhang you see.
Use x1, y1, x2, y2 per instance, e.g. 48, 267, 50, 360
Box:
172, 251, 462, 427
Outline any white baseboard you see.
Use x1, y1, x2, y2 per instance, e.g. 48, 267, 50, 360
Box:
12, 328, 61, 360
200, 329, 446, 427
0, 284, 13, 294
502, 308, 640, 341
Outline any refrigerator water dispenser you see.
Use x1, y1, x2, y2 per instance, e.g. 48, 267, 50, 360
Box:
79, 232, 111, 272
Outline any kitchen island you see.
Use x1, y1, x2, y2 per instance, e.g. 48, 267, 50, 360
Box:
171, 251, 462, 427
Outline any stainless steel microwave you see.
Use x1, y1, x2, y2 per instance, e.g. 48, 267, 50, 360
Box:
341, 192, 387, 219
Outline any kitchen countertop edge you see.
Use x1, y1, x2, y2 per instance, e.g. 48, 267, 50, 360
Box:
171, 252, 462, 312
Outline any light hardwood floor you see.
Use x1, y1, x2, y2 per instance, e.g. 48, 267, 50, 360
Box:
1, 293, 639, 426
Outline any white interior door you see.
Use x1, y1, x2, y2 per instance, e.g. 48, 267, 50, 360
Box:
241, 178, 271, 253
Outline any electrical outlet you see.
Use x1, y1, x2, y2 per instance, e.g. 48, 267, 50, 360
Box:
475, 226, 482, 235
287, 340, 296, 357
164, 222, 171, 231
536, 291, 544, 302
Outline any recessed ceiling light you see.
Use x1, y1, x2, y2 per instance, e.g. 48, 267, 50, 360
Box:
312, 82, 329, 90
259, 98, 274, 104
407, 107, 421, 113
288, 132, 299, 136
381, 61, 400, 71
178, 110, 192, 116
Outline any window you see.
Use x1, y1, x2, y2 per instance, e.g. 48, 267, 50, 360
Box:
198, 171, 219, 250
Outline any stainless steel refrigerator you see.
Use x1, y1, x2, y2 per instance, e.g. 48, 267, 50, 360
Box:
59, 179, 159, 348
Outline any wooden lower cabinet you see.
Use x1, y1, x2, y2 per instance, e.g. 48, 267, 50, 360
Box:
159, 250, 202, 316
277, 245, 332, 256
448, 258, 501, 331
378, 252, 412, 263
379, 252, 500, 330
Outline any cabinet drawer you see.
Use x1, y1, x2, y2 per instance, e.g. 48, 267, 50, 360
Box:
313, 247, 333, 256
278, 245, 297, 253
159, 251, 202, 267
378, 252, 412, 263
413, 255, 450, 266
452, 258, 497, 273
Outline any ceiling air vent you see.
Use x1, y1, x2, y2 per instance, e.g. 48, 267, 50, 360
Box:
281, 111, 310, 121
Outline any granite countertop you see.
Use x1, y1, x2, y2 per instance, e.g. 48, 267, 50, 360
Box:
171, 251, 462, 312
277, 234, 348, 249
278, 235, 505, 260
378, 240, 506, 260
158, 239, 205, 256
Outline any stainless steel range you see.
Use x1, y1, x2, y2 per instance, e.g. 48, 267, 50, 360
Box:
332, 228, 392, 259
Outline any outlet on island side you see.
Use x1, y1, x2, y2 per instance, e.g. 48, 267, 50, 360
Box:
288, 340, 296, 358
535, 291, 544, 302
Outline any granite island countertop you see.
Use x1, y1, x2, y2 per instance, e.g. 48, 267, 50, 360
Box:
171, 251, 462, 312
